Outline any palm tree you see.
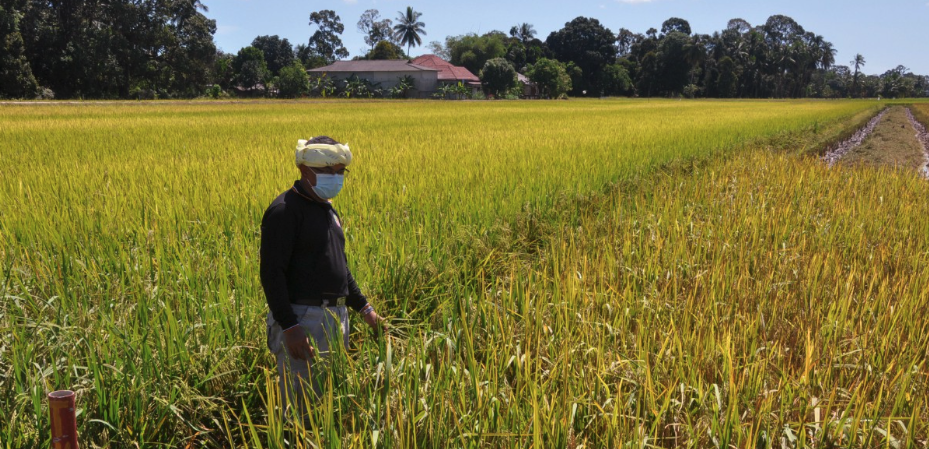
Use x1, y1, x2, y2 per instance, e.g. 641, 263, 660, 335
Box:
393, 6, 426, 57
683, 36, 706, 86
851, 53, 865, 97
509, 23, 536, 44
816, 36, 835, 70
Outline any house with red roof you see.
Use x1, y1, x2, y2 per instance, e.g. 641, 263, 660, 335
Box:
308, 56, 483, 99
308, 60, 440, 98
410, 55, 482, 97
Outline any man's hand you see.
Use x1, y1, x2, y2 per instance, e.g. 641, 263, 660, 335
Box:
283, 325, 314, 360
363, 311, 386, 333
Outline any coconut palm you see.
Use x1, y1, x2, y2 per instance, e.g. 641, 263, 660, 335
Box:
815, 36, 835, 70
851, 53, 866, 97
509, 23, 536, 44
393, 6, 426, 57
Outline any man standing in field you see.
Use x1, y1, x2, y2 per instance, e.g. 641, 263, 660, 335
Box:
260, 136, 383, 417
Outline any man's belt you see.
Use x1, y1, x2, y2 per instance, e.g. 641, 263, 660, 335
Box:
292, 297, 347, 307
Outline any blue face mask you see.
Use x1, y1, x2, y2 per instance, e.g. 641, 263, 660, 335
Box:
312, 173, 344, 199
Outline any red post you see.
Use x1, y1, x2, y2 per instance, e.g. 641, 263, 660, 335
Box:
48, 390, 79, 449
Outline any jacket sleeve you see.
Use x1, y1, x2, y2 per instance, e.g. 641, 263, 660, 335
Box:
260, 202, 299, 329
345, 267, 369, 312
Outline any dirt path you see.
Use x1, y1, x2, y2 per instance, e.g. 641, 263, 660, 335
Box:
822, 108, 887, 167
824, 106, 928, 173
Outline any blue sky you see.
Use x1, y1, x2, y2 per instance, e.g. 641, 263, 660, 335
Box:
208, 0, 929, 75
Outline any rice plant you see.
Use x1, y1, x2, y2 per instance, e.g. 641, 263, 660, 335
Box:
4, 99, 917, 448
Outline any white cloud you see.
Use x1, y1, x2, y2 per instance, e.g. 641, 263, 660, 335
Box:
343, 0, 358, 3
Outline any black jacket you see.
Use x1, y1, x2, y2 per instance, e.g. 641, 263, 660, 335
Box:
260, 181, 368, 329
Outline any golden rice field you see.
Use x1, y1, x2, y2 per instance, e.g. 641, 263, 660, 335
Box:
1, 99, 927, 448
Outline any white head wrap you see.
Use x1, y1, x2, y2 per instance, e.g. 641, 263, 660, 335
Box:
295, 139, 352, 167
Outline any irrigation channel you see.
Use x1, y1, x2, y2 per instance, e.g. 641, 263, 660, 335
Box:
906, 108, 929, 178
823, 105, 929, 177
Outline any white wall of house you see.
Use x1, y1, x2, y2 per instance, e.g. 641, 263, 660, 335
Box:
325, 71, 438, 97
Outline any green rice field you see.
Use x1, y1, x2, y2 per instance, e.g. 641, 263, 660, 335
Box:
1, 99, 927, 448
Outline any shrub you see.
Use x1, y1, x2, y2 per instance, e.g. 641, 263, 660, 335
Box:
206, 85, 229, 99
277, 61, 309, 98
480, 58, 517, 99
309, 74, 336, 97
390, 75, 415, 98
35, 87, 55, 100
340, 75, 381, 98
367, 41, 406, 60
526, 58, 572, 99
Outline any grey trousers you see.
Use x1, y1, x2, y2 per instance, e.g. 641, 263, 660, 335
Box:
266, 303, 350, 417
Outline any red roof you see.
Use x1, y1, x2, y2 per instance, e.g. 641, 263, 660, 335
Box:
410, 55, 480, 82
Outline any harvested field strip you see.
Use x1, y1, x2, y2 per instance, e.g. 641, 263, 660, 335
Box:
822, 107, 887, 166
837, 106, 928, 170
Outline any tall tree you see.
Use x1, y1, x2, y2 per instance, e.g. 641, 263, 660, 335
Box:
656, 30, 691, 95
427, 40, 451, 60
761, 15, 805, 97
660, 17, 691, 36
165, 6, 218, 97
880, 65, 912, 98
447, 33, 507, 76
16, 0, 218, 98
546, 16, 616, 95
636, 51, 659, 97
504, 39, 528, 73
393, 6, 426, 56
251, 35, 294, 76
357, 9, 393, 50
726, 18, 752, 34
851, 53, 865, 97
682, 35, 706, 87
616, 28, 638, 57
233, 46, 269, 91
0, 1, 38, 98
308, 10, 348, 65
743, 28, 768, 97
213, 50, 235, 91
598, 63, 632, 96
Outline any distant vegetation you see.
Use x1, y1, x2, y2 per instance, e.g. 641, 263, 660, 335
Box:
1, 2, 926, 99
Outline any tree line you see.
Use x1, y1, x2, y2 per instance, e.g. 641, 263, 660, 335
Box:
1, 2, 926, 99
434, 15, 928, 99
1, 0, 216, 99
